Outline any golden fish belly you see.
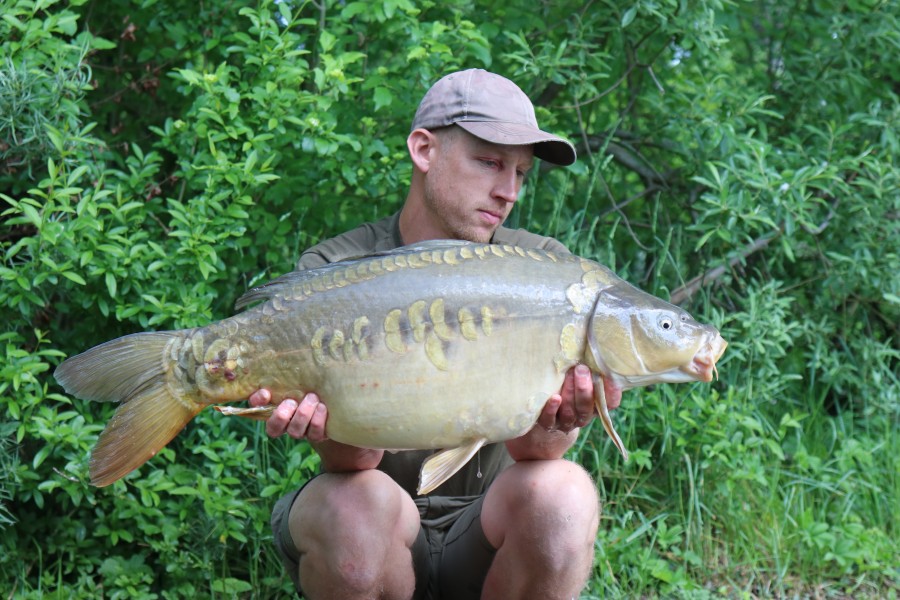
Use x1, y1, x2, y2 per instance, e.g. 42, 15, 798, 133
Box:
317, 320, 569, 448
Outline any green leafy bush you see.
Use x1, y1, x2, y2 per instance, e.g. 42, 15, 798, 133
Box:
2, 0, 898, 597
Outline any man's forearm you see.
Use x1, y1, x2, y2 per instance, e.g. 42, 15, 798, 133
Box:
312, 439, 384, 472
505, 426, 579, 462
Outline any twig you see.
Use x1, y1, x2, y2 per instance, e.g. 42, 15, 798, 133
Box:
597, 171, 651, 252
647, 65, 665, 95
670, 231, 780, 305
597, 184, 661, 220
53, 467, 80, 483
669, 181, 844, 304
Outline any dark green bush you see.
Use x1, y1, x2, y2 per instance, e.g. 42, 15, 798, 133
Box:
2, 0, 898, 597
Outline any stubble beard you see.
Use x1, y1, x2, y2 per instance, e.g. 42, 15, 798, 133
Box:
423, 180, 496, 244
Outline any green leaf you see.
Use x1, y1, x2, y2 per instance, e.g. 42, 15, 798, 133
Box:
1, 14, 25, 31
177, 68, 202, 86
319, 30, 336, 53
373, 86, 393, 111
621, 6, 637, 28
407, 46, 427, 61
22, 204, 41, 227
33, 445, 52, 469
277, 1, 292, 24
212, 578, 253, 593
62, 271, 86, 285
105, 272, 117, 298
89, 35, 118, 50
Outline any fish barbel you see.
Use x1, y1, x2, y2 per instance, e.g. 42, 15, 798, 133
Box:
54, 241, 726, 494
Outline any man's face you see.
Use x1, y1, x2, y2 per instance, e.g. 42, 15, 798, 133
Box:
422, 128, 534, 243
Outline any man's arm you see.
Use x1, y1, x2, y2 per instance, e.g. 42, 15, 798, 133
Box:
504, 364, 596, 461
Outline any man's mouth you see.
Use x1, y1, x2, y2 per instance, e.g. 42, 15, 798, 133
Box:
478, 209, 503, 225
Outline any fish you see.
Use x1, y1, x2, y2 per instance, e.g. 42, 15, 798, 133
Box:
54, 241, 727, 494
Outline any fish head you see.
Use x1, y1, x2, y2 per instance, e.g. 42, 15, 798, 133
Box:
587, 283, 727, 390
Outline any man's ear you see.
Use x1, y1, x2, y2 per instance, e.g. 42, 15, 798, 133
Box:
407, 128, 437, 174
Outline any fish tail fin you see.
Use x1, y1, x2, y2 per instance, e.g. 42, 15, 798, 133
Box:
89, 381, 201, 486
54, 332, 202, 486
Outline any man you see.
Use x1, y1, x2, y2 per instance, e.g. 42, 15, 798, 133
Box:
249, 69, 603, 599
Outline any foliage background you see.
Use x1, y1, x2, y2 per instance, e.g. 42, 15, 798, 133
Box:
1, 0, 898, 597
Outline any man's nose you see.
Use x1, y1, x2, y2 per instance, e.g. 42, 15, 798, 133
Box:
492, 169, 519, 203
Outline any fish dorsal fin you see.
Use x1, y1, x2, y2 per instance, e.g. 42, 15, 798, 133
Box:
417, 439, 486, 495
235, 240, 480, 310
235, 262, 352, 310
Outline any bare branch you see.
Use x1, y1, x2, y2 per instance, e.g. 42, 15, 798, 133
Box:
670, 191, 845, 304
670, 231, 780, 305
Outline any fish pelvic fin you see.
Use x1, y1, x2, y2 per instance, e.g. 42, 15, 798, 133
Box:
593, 374, 629, 462
213, 404, 275, 421
54, 332, 202, 486
418, 439, 486, 495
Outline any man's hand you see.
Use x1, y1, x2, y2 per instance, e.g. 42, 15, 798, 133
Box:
535, 364, 596, 433
248, 389, 383, 472
506, 364, 596, 461
249, 389, 328, 442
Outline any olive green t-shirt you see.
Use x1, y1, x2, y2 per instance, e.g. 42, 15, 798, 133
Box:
296, 211, 569, 498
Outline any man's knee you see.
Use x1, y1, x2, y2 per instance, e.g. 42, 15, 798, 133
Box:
483, 460, 599, 555
289, 470, 421, 595
293, 470, 419, 546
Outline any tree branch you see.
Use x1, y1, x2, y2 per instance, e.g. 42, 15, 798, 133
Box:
670, 230, 781, 305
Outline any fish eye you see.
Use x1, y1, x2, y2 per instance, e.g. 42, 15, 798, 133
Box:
659, 316, 674, 331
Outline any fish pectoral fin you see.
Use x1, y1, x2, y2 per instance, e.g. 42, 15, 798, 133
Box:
418, 439, 486, 495
592, 374, 629, 462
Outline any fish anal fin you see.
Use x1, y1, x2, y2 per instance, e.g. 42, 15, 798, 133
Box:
90, 388, 201, 487
418, 439, 486, 495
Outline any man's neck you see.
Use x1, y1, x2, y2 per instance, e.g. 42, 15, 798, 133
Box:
398, 195, 442, 244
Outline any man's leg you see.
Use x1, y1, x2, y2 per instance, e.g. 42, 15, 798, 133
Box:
285, 469, 422, 600
480, 459, 600, 600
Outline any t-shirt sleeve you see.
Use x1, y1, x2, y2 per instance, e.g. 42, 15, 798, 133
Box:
492, 226, 570, 254
295, 214, 399, 271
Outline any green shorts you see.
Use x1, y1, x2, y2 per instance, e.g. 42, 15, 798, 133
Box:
271, 477, 497, 600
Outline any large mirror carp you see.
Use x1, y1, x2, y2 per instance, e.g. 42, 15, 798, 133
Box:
55, 241, 727, 494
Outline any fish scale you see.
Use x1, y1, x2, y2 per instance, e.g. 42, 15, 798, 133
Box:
54, 240, 726, 494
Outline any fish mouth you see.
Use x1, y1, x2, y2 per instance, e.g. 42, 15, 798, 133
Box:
683, 333, 728, 382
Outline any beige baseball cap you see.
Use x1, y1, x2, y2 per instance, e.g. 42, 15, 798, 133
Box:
411, 69, 576, 166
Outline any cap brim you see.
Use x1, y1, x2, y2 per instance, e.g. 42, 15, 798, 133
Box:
456, 121, 577, 166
